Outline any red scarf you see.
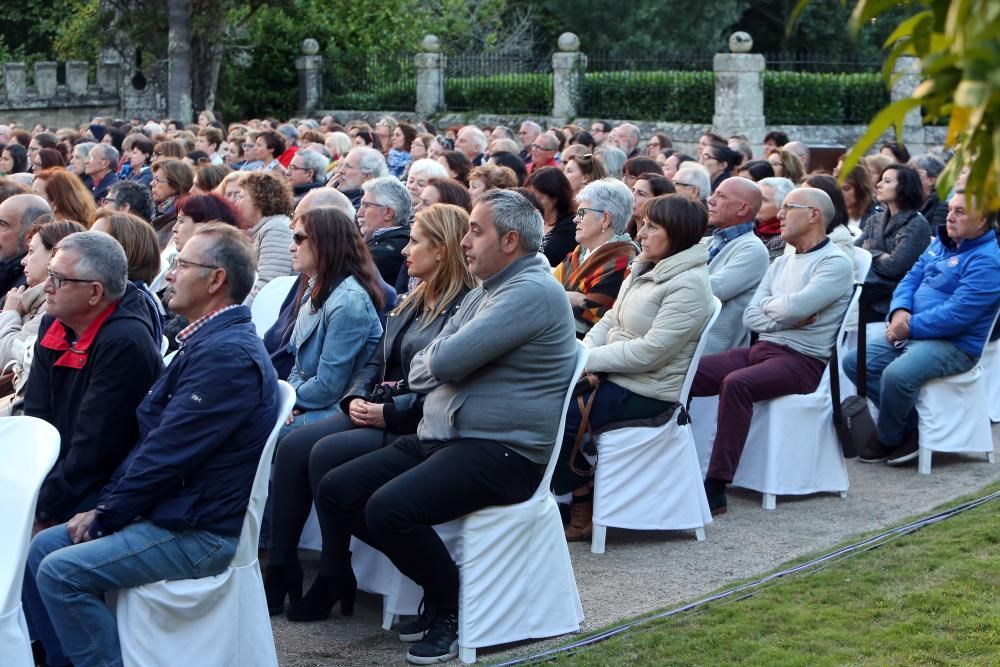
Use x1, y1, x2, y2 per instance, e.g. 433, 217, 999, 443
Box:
755, 217, 781, 238
39, 301, 119, 370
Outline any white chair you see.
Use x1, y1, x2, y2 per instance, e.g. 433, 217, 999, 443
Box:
836, 247, 874, 394
355, 342, 589, 664
914, 309, 1000, 475
114, 381, 296, 667
250, 275, 298, 337
984, 341, 1000, 423
731, 288, 861, 510
0, 417, 60, 667
590, 296, 722, 554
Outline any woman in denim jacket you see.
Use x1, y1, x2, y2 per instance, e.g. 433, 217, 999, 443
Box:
281, 207, 385, 436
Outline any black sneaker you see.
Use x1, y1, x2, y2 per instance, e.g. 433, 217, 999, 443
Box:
405, 609, 458, 665
704, 477, 728, 516
399, 600, 434, 642
886, 439, 919, 466
858, 440, 894, 463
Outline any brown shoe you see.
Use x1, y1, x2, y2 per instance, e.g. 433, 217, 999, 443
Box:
564, 499, 593, 541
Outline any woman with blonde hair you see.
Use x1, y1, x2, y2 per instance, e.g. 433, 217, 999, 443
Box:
767, 148, 805, 184
216, 170, 246, 206
562, 153, 607, 195
153, 139, 187, 162
265, 203, 476, 621
31, 168, 97, 227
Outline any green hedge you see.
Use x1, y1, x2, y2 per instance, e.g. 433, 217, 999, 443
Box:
764, 71, 888, 125
444, 73, 552, 114
582, 71, 715, 122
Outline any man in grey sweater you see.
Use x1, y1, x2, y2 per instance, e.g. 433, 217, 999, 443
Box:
317, 189, 577, 665
692, 187, 853, 515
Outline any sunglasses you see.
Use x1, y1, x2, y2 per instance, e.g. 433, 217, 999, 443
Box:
292, 232, 309, 245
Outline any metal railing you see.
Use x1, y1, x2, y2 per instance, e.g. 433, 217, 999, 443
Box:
323, 52, 415, 111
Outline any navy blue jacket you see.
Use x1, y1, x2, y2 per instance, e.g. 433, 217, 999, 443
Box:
92, 306, 280, 538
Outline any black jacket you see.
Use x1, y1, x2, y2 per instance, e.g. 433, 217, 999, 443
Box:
0, 252, 26, 301
25, 283, 162, 523
368, 225, 411, 285
920, 194, 949, 230
542, 215, 578, 267
340, 290, 468, 434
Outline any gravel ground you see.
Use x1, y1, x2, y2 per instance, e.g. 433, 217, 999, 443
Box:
273, 424, 1000, 666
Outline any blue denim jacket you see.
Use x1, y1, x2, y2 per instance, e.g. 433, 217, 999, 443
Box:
288, 275, 383, 410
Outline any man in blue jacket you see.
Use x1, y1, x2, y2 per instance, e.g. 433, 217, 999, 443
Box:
844, 188, 1000, 465
27, 223, 280, 667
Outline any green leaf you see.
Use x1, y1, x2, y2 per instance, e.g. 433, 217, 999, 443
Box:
837, 97, 923, 184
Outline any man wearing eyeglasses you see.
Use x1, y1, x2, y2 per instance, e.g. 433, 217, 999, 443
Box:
526, 131, 559, 175
286, 148, 329, 205
0, 193, 53, 302
26, 224, 280, 667
692, 187, 853, 515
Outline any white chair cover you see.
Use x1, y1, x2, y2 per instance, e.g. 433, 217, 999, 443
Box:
250, 275, 298, 337
688, 395, 719, 478
114, 381, 296, 667
590, 297, 722, 553
982, 341, 1000, 423
837, 248, 874, 394
0, 417, 60, 667
914, 309, 1000, 474
732, 288, 861, 509
350, 343, 589, 663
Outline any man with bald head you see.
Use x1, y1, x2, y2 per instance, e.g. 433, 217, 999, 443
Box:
704, 177, 770, 354
294, 186, 356, 220
693, 186, 854, 514
0, 193, 53, 299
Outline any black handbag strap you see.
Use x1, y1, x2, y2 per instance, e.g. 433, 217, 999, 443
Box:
831, 284, 864, 427
856, 287, 868, 399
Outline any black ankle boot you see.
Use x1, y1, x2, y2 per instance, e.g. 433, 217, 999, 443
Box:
264, 562, 303, 616
285, 569, 357, 622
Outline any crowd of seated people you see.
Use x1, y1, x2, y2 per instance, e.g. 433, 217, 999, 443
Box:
1, 110, 997, 667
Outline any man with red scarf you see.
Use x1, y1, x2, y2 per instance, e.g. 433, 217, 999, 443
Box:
24, 231, 161, 530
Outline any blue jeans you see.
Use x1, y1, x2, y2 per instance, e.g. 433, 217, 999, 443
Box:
27, 521, 238, 667
843, 336, 976, 447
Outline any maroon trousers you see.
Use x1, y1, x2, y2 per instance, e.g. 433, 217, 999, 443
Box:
692, 341, 826, 482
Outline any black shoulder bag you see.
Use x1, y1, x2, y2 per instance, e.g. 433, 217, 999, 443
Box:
829, 288, 878, 458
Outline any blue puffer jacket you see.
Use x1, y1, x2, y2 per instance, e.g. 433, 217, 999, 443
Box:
890, 226, 1000, 358
92, 306, 280, 538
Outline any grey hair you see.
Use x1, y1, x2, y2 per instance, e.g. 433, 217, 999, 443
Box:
351, 147, 388, 178
193, 222, 257, 304
520, 120, 542, 135
296, 148, 329, 183
908, 154, 945, 179
597, 146, 627, 179
492, 125, 515, 140
618, 123, 640, 143
758, 177, 796, 209
363, 176, 412, 227
477, 189, 543, 253
795, 186, 835, 226
297, 187, 356, 220
74, 142, 96, 160
674, 166, 712, 200
408, 158, 449, 181
107, 180, 156, 221
56, 231, 128, 300
93, 143, 119, 167
277, 123, 300, 141
577, 178, 633, 235
537, 132, 559, 151
460, 126, 488, 153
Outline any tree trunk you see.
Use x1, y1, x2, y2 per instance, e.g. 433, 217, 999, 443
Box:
191, 29, 225, 113
167, 0, 192, 121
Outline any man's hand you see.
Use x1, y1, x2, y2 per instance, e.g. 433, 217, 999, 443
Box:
67, 510, 97, 544
349, 399, 386, 428
886, 310, 911, 343
565, 291, 587, 309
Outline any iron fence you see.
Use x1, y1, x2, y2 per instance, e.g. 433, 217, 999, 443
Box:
443, 52, 552, 114
323, 52, 415, 111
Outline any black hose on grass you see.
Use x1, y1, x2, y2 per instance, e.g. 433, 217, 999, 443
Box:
491, 488, 1000, 666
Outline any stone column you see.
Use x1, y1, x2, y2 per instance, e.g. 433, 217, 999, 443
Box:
295, 38, 324, 115
551, 33, 586, 120
3, 63, 27, 101
891, 55, 925, 153
34, 62, 58, 97
712, 32, 765, 148
415, 35, 445, 115
98, 60, 122, 94
66, 61, 90, 95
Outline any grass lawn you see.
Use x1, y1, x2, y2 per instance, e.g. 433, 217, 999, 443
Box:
543, 484, 1000, 667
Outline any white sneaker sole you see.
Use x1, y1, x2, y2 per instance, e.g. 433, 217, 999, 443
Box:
399, 629, 426, 642
405, 641, 458, 665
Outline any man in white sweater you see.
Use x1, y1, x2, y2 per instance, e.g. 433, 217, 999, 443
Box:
704, 177, 770, 354
692, 187, 854, 514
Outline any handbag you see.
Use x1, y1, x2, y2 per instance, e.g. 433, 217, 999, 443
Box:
830, 288, 877, 458
569, 372, 601, 476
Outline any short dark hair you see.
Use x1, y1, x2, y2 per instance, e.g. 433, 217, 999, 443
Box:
623, 157, 662, 178
706, 145, 741, 171
489, 152, 527, 186
881, 163, 926, 211
524, 166, 574, 219
107, 180, 156, 221
256, 130, 286, 160
738, 159, 775, 182
764, 131, 789, 146
427, 177, 473, 212
880, 141, 910, 163
592, 121, 612, 134
131, 136, 156, 163
198, 127, 224, 151
569, 131, 596, 151
639, 194, 708, 257
439, 150, 472, 185
3, 144, 29, 174
178, 192, 243, 228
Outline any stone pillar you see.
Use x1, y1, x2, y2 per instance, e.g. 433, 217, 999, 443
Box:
295, 38, 324, 115
551, 33, 586, 120
415, 35, 445, 115
66, 61, 90, 95
891, 55, 925, 153
98, 60, 121, 94
712, 32, 765, 149
35, 62, 58, 97
3, 63, 27, 101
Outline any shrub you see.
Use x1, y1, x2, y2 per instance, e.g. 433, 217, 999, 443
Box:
444, 73, 552, 114
764, 71, 888, 124
581, 70, 715, 122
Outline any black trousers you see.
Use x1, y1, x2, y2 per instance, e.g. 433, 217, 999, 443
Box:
315, 434, 543, 611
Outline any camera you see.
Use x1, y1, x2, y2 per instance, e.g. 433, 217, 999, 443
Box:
367, 379, 409, 404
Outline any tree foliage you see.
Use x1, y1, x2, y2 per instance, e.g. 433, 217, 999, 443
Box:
792, 0, 999, 210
